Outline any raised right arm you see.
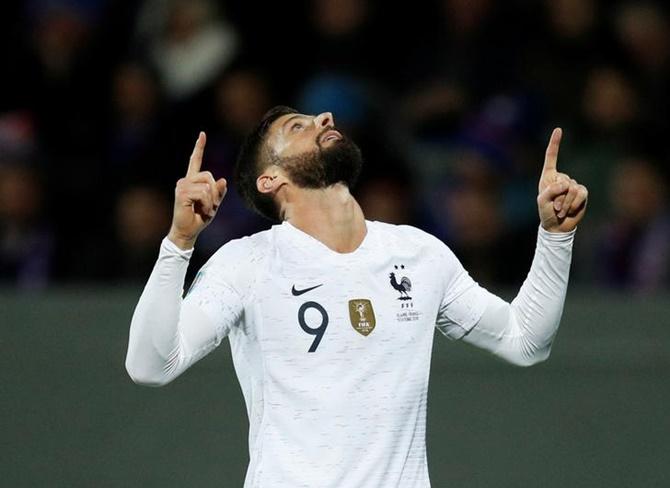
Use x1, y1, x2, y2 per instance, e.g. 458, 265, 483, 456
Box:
125, 132, 232, 386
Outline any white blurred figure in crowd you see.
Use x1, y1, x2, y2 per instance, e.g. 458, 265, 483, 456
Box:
136, 0, 239, 100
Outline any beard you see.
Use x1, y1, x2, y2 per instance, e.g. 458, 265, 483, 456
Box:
278, 130, 363, 190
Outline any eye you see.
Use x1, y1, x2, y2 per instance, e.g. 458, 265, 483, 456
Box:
291, 122, 304, 131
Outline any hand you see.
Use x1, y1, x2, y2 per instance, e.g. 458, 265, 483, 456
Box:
167, 132, 227, 249
537, 128, 588, 233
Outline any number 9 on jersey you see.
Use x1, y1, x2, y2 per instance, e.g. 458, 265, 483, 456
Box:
298, 301, 329, 352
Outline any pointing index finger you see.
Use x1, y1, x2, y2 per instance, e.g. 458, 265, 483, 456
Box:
541, 127, 562, 177
187, 131, 206, 176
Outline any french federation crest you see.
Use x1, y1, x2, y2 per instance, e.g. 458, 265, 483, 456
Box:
348, 299, 376, 336
389, 264, 414, 309
389, 265, 412, 300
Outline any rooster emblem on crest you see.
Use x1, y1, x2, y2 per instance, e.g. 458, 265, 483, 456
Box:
389, 264, 412, 300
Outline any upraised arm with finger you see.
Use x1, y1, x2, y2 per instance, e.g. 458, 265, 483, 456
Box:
126, 132, 240, 386
447, 128, 588, 365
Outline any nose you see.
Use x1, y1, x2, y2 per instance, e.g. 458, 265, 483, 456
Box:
313, 112, 334, 129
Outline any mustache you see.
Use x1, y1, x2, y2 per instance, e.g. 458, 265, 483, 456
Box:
316, 126, 342, 146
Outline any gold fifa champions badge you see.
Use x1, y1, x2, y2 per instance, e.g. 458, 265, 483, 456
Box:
348, 299, 376, 336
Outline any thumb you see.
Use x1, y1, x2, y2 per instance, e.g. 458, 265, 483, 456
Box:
215, 178, 228, 201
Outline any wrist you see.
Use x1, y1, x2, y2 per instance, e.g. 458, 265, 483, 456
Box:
540, 219, 578, 234
167, 229, 197, 250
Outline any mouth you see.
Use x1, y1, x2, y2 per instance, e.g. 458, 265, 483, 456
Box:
319, 129, 342, 144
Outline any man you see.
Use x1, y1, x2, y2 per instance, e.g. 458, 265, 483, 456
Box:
126, 106, 587, 487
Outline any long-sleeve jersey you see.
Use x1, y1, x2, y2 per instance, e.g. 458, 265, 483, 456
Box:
126, 220, 574, 487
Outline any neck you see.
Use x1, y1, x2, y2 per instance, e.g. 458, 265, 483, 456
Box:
282, 183, 367, 253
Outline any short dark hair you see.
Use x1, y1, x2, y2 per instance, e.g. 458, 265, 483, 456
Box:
233, 105, 298, 221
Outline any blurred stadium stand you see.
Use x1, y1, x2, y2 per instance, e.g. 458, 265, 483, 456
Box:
1, 0, 669, 290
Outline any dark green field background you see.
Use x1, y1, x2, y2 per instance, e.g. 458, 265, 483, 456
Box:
2, 288, 668, 487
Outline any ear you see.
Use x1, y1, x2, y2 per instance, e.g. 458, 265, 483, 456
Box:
257, 166, 286, 194
257, 174, 274, 194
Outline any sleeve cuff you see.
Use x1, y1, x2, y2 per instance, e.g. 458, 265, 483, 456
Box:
538, 225, 576, 245
161, 237, 194, 260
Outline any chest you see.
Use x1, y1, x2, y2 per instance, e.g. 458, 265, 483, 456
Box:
247, 257, 443, 360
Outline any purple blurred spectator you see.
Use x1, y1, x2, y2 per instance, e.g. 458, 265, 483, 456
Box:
0, 164, 53, 289
614, 2, 670, 76
113, 186, 171, 281
357, 173, 414, 226
582, 67, 639, 136
558, 66, 641, 225
306, 0, 374, 75
613, 2, 670, 145
594, 158, 670, 291
214, 69, 272, 141
29, 1, 95, 81
0, 112, 53, 289
106, 60, 170, 188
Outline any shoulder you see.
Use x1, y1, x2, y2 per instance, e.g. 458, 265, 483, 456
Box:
368, 221, 464, 278
189, 226, 279, 300
196, 227, 276, 295
207, 227, 274, 265
368, 221, 449, 253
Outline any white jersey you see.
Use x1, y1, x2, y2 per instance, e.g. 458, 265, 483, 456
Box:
127, 219, 574, 487
184, 220, 489, 487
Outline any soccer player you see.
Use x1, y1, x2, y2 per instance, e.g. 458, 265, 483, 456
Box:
125, 106, 588, 487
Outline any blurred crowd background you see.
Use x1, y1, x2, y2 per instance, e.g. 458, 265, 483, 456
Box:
1, 0, 668, 291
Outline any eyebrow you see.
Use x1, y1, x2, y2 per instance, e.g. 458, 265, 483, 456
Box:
281, 114, 308, 134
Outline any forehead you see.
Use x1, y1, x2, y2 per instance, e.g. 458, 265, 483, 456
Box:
265, 113, 312, 150
269, 113, 310, 134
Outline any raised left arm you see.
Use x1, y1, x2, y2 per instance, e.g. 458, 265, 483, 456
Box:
449, 129, 588, 365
